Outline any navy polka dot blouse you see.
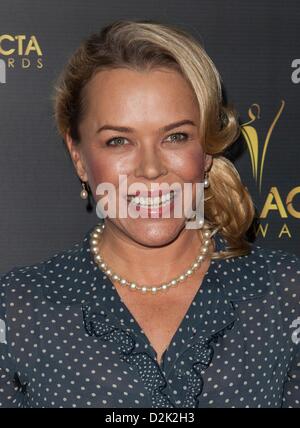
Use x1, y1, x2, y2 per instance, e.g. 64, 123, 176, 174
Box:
0, 224, 299, 408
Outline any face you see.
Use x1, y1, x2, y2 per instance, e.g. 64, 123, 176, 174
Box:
65, 67, 212, 247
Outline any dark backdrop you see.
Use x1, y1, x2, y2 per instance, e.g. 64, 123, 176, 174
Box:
0, 0, 299, 273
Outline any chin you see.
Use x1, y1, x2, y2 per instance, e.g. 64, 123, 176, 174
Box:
123, 218, 184, 247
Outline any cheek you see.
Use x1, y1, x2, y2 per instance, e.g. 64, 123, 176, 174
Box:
83, 152, 128, 196
170, 149, 205, 182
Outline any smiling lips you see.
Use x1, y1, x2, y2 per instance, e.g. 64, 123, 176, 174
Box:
127, 190, 176, 207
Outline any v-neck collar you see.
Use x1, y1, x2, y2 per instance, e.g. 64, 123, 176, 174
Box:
40, 223, 272, 408
81, 223, 238, 374
41, 223, 269, 368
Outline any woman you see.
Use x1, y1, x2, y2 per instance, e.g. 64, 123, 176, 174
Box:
0, 19, 299, 408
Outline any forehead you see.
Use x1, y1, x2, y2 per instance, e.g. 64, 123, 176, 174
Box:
82, 67, 199, 121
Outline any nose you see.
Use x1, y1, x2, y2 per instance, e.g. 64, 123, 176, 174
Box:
134, 143, 168, 180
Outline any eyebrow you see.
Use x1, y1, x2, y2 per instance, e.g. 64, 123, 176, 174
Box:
96, 119, 197, 135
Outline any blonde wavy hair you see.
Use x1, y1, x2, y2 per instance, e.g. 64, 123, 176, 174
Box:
52, 19, 256, 260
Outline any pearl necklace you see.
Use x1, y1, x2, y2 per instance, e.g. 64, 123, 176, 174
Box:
90, 222, 213, 295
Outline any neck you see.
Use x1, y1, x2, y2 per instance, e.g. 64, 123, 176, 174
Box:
96, 220, 213, 284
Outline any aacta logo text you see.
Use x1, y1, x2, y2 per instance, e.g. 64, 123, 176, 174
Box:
0, 34, 43, 83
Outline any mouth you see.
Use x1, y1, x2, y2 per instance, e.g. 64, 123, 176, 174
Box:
126, 190, 176, 208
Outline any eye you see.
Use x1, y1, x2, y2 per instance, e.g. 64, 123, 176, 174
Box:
105, 132, 189, 147
165, 132, 189, 143
105, 137, 129, 147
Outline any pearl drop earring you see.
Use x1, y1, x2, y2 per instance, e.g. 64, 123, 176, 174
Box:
80, 181, 89, 199
204, 172, 210, 188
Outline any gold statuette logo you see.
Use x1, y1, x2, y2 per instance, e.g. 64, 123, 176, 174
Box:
241, 100, 285, 193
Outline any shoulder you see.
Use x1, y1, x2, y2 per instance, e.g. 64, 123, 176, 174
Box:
248, 242, 300, 293
253, 243, 300, 310
216, 232, 300, 303
223, 238, 300, 286
223, 241, 300, 323
0, 231, 91, 314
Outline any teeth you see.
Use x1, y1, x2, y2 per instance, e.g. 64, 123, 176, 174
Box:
127, 192, 174, 207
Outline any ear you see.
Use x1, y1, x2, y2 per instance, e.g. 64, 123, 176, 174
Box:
204, 153, 213, 172
65, 131, 88, 182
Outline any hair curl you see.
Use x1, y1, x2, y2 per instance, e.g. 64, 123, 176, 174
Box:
52, 19, 256, 260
